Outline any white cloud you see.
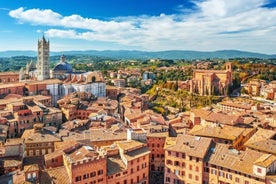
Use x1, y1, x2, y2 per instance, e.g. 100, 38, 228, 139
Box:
8, 0, 276, 54
9, 7, 61, 25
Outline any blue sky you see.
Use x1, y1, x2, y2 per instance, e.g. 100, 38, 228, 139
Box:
0, 0, 276, 54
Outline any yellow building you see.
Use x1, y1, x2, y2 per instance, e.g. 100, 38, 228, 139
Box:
206, 143, 276, 184
188, 124, 256, 150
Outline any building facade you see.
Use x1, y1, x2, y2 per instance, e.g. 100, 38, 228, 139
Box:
190, 62, 233, 96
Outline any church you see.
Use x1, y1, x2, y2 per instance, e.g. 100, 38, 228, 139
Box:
190, 62, 233, 96
19, 36, 106, 105
19, 36, 50, 81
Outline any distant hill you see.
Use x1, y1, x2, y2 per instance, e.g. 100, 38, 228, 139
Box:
0, 50, 275, 59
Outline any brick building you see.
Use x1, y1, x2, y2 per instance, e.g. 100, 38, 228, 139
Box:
0, 95, 62, 138
190, 62, 233, 96
164, 134, 213, 184
106, 85, 119, 100
0, 72, 19, 84
63, 145, 107, 184
21, 126, 61, 157
111, 140, 150, 184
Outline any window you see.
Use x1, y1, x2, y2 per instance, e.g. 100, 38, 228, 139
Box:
195, 175, 199, 181
211, 169, 217, 175
174, 161, 179, 166
142, 163, 146, 168
176, 152, 179, 157
189, 165, 192, 170
204, 167, 209, 173
189, 174, 192, 179
182, 153, 185, 158
245, 181, 249, 184
90, 172, 96, 177
182, 162, 185, 167
189, 156, 192, 161
195, 166, 199, 172
235, 177, 240, 183
115, 173, 121, 177
257, 167, 262, 173
98, 170, 103, 175
219, 171, 224, 177
166, 160, 172, 165
75, 176, 82, 182
83, 173, 89, 180
166, 177, 170, 182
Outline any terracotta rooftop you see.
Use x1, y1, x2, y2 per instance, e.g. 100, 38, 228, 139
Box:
67, 146, 98, 162
123, 147, 150, 161
117, 140, 145, 153
22, 129, 61, 143
24, 164, 39, 173
219, 101, 252, 110
194, 69, 229, 74
165, 134, 212, 158
4, 138, 24, 146
61, 128, 127, 142
117, 140, 150, 161
244, 128, 275, 146
3, 159, 21, 168
189, 124, 245, 141
191, 109, 212, 120
245, 139, 276, 155
254, 154, 276, 167
206, 143, 268, 178
107, 157, 126, 175
0, 72, 19, 75
39, 166, 70, 184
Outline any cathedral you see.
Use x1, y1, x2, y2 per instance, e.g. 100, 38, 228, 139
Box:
19, 36, 106, 105
190, 62, 233, 96
20, 36, 50, 81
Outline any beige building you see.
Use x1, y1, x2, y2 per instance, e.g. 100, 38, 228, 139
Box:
206, 143, 276, 184
164, 134, 213, 184
189, 124, 256, 150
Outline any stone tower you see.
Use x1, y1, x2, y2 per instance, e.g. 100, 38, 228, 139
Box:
36, 36, 50, 81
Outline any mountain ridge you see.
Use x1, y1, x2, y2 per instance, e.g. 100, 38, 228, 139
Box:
0, 50, 275, 59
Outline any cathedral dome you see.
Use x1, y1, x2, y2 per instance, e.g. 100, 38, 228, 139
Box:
53, 54, 73, 73
53, 61, 73, 72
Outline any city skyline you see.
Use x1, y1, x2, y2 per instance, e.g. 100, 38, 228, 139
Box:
0, 0, 276, 54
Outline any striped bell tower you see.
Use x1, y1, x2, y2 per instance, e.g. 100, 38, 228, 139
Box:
37, 36, 50, 81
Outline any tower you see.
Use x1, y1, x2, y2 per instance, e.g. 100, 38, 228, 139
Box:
36, 36, 50, 80
225, 62, 232, 72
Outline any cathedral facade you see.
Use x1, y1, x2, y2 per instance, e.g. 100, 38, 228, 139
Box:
19, 36, 50, 81
190, 62, 233, 96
